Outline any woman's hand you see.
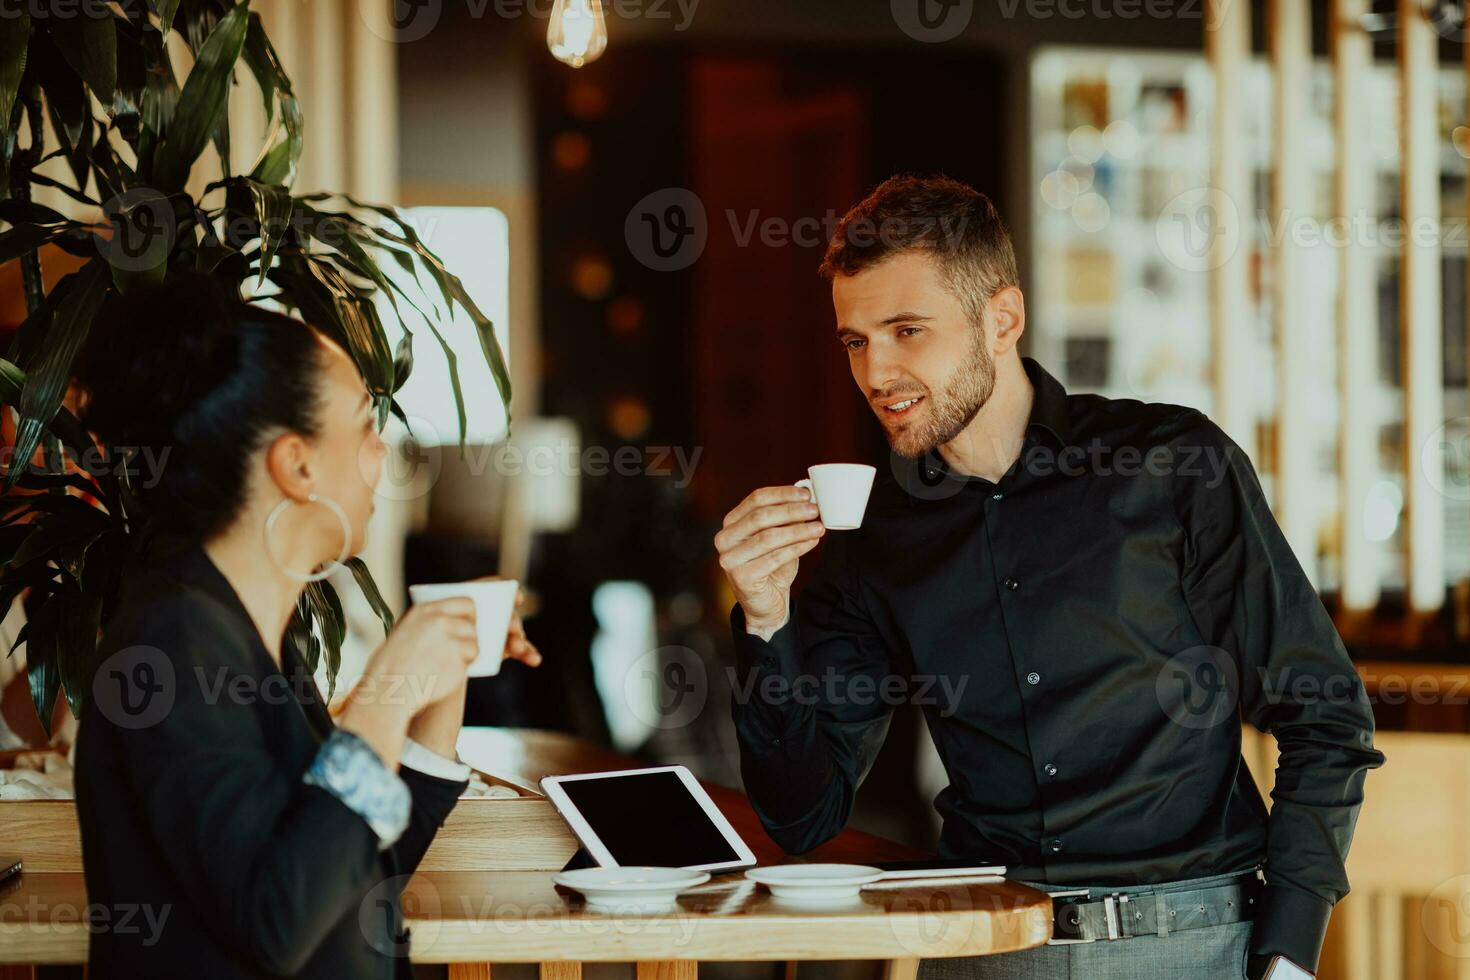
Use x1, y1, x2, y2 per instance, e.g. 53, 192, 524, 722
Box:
502, 587, 543, 668
336, 598, 478, 768
368, 597, 480, 709
406, 585, 541, 760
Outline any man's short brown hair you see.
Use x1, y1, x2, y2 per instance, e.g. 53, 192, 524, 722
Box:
819, 175, 1019, 326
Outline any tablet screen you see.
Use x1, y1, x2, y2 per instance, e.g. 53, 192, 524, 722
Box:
554, 770, 742, 867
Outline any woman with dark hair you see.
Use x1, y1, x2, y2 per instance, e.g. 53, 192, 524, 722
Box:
71, 270, 540, 978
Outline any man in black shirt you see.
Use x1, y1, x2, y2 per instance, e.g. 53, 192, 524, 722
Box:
715, 176, 1383, 980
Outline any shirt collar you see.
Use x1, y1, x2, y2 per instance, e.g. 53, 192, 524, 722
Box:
1022, 355, 1072, 449
906, 355, 1072, 482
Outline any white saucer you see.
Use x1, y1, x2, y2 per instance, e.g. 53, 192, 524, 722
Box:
553, 867, 711, 913
745, 864, 884, 903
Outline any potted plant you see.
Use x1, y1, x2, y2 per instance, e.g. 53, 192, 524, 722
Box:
0, 0, 511, 733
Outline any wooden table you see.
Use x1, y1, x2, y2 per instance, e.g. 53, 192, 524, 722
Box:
405, 870, 1050, 980
0, 729, 1053, 978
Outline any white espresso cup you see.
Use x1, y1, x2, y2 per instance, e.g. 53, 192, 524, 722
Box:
796, 463, 877, 530
407, 579, 520, 677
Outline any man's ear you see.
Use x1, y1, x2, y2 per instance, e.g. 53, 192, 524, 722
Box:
988, 286, 1026, 355
262, 431, 316, 502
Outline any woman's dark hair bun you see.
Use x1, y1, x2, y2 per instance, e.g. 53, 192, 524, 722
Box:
75, 271, 244, 449
74, 269, 332, 542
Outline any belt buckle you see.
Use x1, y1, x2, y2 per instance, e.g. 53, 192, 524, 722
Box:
1046, 889, 1094, 945
1046, 889, 1129, 945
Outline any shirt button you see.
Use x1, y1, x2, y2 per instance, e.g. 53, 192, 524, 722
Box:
1004, 577, 1019, 591
1047, 838, 1064, 854
1026, 671, 1041, 685
1043, 763, 1058, 777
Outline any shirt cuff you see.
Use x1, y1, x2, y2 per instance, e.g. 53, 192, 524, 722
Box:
730, 602, 818, 739
400, 736, 473, 782
1248, 880, 1333, 973
303, 730, 412, 851
730, 602, 801, 676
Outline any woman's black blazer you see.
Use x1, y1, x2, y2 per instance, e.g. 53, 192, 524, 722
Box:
75, 539, 467, 978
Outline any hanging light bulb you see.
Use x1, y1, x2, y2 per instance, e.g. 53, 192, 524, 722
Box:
547, 0, 608, 68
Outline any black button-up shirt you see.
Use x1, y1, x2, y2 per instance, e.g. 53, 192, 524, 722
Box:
730, 355, 1383, 972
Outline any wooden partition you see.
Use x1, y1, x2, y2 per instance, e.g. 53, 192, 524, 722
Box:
1209, 0, 1458, 615
1204, 0, 1256, 462
1397, 0, 1449, 616
1241, 727, 1470, 980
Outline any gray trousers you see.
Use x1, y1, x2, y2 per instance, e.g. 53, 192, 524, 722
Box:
917, 869, 1255, 980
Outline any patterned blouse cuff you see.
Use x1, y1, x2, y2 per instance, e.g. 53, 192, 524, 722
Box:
303, 730, 412, 850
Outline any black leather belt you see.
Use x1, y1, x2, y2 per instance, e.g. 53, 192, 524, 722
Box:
1046, 871, 1262, 944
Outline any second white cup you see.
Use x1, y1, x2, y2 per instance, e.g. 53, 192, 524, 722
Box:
796, 463, 877, 531
407, 578, 520, 677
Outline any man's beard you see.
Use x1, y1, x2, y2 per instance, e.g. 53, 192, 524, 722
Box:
879, 328, 996, 459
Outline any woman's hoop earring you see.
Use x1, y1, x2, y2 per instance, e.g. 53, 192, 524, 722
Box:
263, 492, 353, 583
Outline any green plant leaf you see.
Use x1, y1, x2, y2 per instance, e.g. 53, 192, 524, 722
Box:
316, 581, 346, 649
270, 252, 396, 399
0, 197, 67, 224
299, 208, 439, 330
50, 5, 116, 105
32, 33, 92, 188
151, 0, 248, 191
32, 46, 78, 143
248, 89, 299, 187
287, 597, 321, 676
136, 29, 179, 171
8, 503, 111, 575
98, 188, 190, 292
239, 12, 275, 123
6, 259, 111, 493
291, 203, 437, 406
296, 195, 512, 444
10, 587, 109, 696
0, 358, 106, 479
0, 219, 89, 266
5, 271, 74, 373
219, 175, 291, 286
57, 559, 107, 718
307, 192, 513, 424
240, 12, 300, 187
387, 398, 410, 434
8, 469, 102, 496
178, 0, 222, 56
210, 112, 229, 178
345, 557, 394, 636
108, 15, 144, 137
154, 0, 183, 36
88, 136, 132, 199
23, 169, 101, 208
26, 595, 64, 737
392, 327, 413, 393
0, 8, 29, 133
303, 580, 345, 700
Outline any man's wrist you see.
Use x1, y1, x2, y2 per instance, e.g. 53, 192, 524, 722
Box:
744, 613, 789, 642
